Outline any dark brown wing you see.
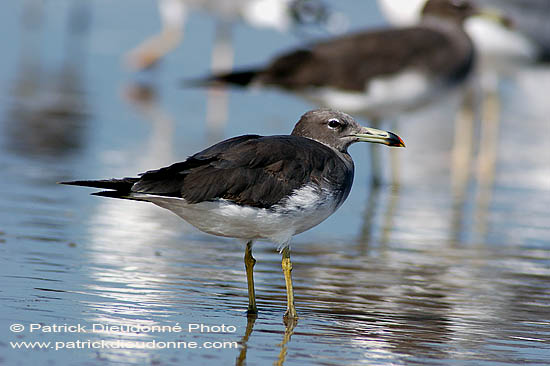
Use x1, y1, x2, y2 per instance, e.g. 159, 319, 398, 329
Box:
132, 135, 353, 208
257, 26, 474, 91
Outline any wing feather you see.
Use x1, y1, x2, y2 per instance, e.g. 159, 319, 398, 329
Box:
258, 26, 473, 91
132, 135, 352, 208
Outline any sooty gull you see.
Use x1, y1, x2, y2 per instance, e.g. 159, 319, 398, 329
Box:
61, 109, 405, 318
192, 0, 509, 122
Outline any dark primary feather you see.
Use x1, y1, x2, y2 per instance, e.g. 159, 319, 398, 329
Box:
60, 178, 139, 192
133, 135, 353, 208
186, 70, 259, 87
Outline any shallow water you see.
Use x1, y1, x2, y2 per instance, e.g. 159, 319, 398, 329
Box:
1, 1, 549, 365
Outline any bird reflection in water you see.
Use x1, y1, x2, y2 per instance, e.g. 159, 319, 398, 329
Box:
235, 314, 257, 366
235, 314, 298, 366
275, 317, 298, 366
357, 181, 401, 253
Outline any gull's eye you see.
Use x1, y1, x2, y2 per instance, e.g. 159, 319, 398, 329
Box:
327, 118, 342, 129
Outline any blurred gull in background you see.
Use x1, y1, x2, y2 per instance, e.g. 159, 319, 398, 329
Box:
125, 0, 340, 71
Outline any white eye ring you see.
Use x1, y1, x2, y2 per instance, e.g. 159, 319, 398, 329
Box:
327, 118, 341, 129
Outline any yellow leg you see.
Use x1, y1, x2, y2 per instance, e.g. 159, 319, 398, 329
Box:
244, 241, 257, 314
281, 247, 298, 319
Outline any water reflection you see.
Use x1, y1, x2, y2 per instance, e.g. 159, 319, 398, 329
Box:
275, 317, 297, 366
288, 240, 550, 364
72, 81, 181, 361
357, 182, 401, 252
4, 0, 90, 158
235, 314, 256, 366
0, 2, 91, 298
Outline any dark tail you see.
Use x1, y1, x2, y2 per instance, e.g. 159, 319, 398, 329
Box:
59, 178, 139, 199
183, 69, 259, 88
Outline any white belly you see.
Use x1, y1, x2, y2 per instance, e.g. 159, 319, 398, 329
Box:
132, 184, 340, 248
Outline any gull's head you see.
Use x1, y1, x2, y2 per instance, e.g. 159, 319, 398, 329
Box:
292, 109, 405, 153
